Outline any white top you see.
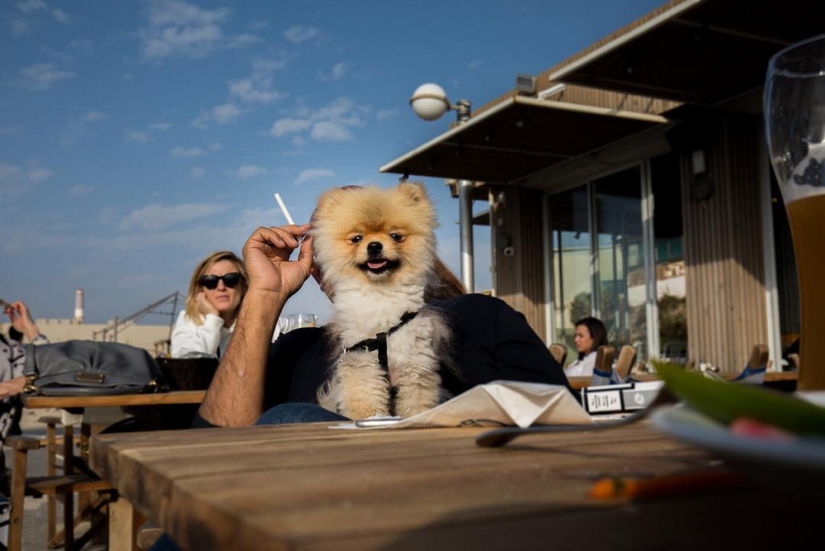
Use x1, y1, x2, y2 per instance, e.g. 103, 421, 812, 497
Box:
170, 311, 289, 359
563, 350, 597, 377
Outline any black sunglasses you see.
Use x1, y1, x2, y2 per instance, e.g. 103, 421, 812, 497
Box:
198, 272, 242, 290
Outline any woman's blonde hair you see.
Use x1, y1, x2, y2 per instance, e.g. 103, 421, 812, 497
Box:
184, 251, 248, 325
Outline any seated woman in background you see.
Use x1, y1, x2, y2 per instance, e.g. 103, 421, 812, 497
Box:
563, 317, 608, 377
171, 251, 250, 359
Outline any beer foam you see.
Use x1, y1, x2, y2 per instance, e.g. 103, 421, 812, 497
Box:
783, 140, 825, 203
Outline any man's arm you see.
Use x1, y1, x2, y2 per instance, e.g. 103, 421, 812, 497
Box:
198, 224, 313, 427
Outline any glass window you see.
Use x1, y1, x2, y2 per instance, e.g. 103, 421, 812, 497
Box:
651, 153, 687, 362
593, 167, 646, 351
548, 187, 590, 352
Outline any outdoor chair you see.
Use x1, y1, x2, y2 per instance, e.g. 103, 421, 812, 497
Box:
613, 344, 637, 383
6, 416, 113, 551
589, 345, 616, 386
731, 344, 770, 385
788, 353, 800, 371
548, 343, 568, 367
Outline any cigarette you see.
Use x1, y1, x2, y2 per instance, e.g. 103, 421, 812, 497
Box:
274, 193, 295, 225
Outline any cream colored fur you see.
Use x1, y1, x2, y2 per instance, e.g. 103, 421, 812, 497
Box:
312, 183, 452, 419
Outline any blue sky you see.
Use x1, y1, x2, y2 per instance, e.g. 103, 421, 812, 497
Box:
1, 0, 662, 325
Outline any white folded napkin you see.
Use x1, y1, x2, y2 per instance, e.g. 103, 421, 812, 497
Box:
337, 380, 593, 429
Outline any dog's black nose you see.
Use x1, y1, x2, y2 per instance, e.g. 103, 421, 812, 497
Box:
367, 242, 383, 256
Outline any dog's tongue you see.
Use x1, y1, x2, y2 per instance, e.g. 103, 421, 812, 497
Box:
368, 260, 387, 270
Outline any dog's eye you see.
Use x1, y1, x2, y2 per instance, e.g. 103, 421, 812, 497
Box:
390, 233, 404, 242
350, 235, 363, 244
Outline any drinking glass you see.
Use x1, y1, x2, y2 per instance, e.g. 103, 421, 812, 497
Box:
765, 34, 825, 390
287, 313, 317, 332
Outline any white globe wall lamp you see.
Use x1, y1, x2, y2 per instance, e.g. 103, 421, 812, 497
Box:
410, 83, 472, 124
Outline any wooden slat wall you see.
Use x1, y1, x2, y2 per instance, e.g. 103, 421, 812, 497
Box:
492, 187, 546, 340
682, 114, 768, 372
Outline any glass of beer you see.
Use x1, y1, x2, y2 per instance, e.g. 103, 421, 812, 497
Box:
765, 34, 825, 390
287, 313, 317, 332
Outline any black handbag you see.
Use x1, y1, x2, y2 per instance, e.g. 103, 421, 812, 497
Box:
23, 340, 167, 396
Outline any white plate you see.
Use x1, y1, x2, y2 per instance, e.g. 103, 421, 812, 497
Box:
649, 406, 825, 481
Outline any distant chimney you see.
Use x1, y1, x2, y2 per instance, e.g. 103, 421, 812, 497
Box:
74, 288, 84, 323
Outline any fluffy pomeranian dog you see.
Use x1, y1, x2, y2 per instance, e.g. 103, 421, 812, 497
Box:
311, 182, 452, 419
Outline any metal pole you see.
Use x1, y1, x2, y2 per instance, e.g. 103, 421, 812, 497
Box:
455, 100, 474, 292
458, 179, 475, 292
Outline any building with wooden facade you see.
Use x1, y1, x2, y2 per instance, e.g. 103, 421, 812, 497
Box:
382, 0, 818, 373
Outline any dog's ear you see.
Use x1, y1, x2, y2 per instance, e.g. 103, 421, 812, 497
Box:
398, 181, 428, 203
315, 187, 346, 214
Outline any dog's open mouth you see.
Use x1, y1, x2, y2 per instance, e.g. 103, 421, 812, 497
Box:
360, 258, 399, 275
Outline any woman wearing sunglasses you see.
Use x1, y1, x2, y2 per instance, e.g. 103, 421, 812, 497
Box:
171, 251, 250, 359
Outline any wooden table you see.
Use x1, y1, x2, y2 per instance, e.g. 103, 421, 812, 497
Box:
91, 420, 820, 550
22, 389, 206, 408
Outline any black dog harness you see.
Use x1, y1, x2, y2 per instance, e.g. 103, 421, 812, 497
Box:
343, 311, 419, 372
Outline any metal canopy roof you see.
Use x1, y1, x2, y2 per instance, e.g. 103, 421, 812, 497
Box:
547, 0, 822, 105
380, 96, 665, 184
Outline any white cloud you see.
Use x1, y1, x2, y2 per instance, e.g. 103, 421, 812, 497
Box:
52, 8, 71, 23
310, 121, 352, 141
82, 110, 107, 122
124, 130, 150, 143
208, 142, 222, 151
148, 122, 172, 131
98, 207, 118, 225
71, 39, 93, 51
69, 184, 93, 196
228, 57, 288, 105
468, 58, 485, 69
120, 202, 227, 231
139, 0, 230, 59
123, 73, 134, 81
233, 164, 266, 180
0, 126, 24, 135
0, 160, 55, 199
192, 103, 242, 129
269, 118, 311, 137
295, 169, 333, 185
18, 63, 76, 90
376, 109, 398, 121
170, 146, 205, 158
138, 3, 260, 59
190, 167, 204, 179
283, 25, 319, 43
17, 0, 47, 14
27, 167, 55, 183
248, 20, 268, 31
61, 111, 106, 146
228, 33, 262, 49
229, 79, 284, 104
271, 97, 363, 142
40, 46, 74, 63
212, 103, 241, 123
11, 20, 30, 36
318, 62, 350, 82
313, 97, 356, 120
